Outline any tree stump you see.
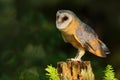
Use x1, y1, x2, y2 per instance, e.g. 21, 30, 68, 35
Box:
57, 61, 95, 80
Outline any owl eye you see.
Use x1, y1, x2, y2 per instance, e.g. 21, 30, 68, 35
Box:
56, 15, 59, 19
62, 16, 68, 21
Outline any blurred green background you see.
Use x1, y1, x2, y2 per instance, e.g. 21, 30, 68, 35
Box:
0, 0, 120, 80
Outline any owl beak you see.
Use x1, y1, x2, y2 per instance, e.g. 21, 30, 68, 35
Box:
56, 18, 62, 24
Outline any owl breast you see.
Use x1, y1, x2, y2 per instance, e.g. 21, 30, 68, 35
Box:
62, 33, 82, 49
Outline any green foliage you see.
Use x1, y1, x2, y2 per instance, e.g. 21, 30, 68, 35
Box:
45, 65, 59, 80
104, 65, 118, 80
18, 67, 40, 80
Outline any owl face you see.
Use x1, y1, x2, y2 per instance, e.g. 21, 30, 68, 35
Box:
56, 10, 73, 30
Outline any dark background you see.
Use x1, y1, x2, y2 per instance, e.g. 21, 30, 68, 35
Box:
0, 0, 120, 80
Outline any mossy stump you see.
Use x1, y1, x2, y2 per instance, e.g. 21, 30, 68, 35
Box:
57, 61, 94, 80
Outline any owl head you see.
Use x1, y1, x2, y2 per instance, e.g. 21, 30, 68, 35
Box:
56, 10, 77, 30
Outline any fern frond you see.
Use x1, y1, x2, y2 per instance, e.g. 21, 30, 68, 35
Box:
104, 65, 118, 80
45, 65, 59, 80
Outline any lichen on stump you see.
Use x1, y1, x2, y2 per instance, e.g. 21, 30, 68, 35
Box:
57, 61, 94, 80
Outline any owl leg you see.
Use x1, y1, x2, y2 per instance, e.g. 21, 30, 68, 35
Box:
75, 48, 85, 61
67, 47, 85, 61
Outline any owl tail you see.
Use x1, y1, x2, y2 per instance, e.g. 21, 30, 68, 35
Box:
98, 39, 110, 55
87, 39, 110, 57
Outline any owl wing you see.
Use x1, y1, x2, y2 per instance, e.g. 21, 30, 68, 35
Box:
61, 33, 68, 42
74, 22, 109, 57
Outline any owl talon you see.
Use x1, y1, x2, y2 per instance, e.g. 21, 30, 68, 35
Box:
67, 58, 81, 62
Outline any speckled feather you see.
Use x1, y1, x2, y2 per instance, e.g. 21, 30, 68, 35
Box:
75, 21, 110, 57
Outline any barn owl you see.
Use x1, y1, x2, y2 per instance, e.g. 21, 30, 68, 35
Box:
56, 10, 110, 61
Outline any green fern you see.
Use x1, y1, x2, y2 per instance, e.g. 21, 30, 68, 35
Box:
45, 65, 59, 80
104, 65, 118, 80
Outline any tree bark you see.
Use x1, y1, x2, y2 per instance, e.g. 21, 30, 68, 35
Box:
57, 61, 95, 80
